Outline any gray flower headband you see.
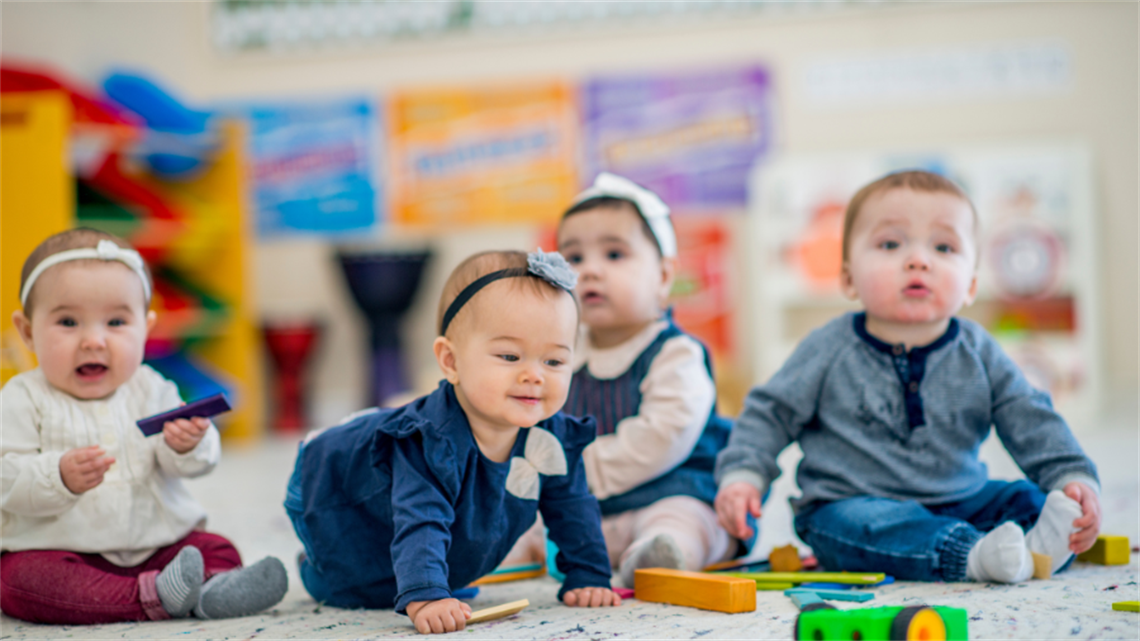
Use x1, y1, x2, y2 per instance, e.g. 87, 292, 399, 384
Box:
20, 240, 151, 307
439, 248, 577, 336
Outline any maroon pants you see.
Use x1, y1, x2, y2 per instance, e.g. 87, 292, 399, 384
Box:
0, 531, 242, 624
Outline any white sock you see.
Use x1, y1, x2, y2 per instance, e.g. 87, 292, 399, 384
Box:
619, 533, 685, 588
1026, 490, 1083, 573
965, 521, 1033, 583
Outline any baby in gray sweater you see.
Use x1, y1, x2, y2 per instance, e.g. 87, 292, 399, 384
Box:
715, 170, 1100, 583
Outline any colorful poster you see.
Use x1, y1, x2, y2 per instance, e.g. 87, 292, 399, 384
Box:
670, 215, 735, 359
387, 82, 578, 227
582, 66, 773, 207
232, 97, 379, 237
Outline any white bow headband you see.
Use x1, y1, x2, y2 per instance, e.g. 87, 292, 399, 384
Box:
20, 240, 151, 307
570, 172, 677, 258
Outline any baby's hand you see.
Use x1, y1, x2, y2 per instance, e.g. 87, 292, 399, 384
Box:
163, 417, 210, 454
562, 586, 622, 607
407, 598, 472, 634
1063, 481, 1101, 554
60, 445, 115, 494
715, 481, 763, 540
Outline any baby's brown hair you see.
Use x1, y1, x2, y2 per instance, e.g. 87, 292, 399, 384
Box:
436, 250, 578, 338
19, 228, 153, 317
842, 170, 978, 264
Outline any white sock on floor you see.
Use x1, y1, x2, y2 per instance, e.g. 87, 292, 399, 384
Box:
1026, 490, 1083, 573
965, 521, 1033, 583
619, 534, 685, 588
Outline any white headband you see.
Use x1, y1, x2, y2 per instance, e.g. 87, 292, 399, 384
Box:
20, 240, 151, 307
570, 172, 677, 258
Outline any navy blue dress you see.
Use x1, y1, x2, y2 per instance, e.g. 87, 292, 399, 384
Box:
286, 381, 612, 612
563, 320, 732, 516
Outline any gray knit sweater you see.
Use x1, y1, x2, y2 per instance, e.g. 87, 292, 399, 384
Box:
716, 313, 1099, 511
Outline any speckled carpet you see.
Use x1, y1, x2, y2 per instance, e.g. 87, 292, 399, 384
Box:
2, 420, 1136, 640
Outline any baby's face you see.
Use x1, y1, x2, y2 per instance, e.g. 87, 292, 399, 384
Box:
448, 282, 578, 434
841, 188, 978, 331
20, 261, 153, 400
557, 204, 671, 347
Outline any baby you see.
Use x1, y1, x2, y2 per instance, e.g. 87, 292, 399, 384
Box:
555, 173, 739, 587
1, 228, 287, 624
716, 170, 1100, 583
285, 249, 620, 635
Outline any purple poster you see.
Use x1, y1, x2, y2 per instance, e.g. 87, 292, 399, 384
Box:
581, 66, 774, 207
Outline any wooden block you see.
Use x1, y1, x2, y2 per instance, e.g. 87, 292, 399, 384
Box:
789, 591, 823, 609
786, 588, 874, 603
1031, 552, 1052, 579
634, 568, 756, 613
726, 571, 885, 585
467, 599, 528, 624
769, 544, 804, 572
1077, 535, 1131, 565
1112, 601, 1139, 612
469, 567, 546, 586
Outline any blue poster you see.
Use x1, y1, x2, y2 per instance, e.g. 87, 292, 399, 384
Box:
232, 97, 380, 237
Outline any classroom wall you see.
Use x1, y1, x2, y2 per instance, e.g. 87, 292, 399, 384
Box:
4, 1, 1136, 427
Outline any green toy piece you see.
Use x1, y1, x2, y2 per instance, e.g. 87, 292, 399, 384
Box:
727, 571, 885, 586
794, 604, 968, 640
786, 588, 874, 603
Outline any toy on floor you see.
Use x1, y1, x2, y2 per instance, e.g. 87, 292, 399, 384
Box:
1076, 535, 1130, 565
469, 562, 546, 586
1112, 601, 1139, 612
769, 544, 804, 572
466, 599, 529, 624
786, 588, 874, 603
1031, 552, 1052, 579
136, 392, 231, 436
634, 568, 756, 613
726, 571, 886, 586
794, 604, 968, 640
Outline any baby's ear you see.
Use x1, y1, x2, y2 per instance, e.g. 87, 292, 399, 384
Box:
11, 310, 33, 350
145, 310, 157, 332
433, 336, 460, 383
839, 263, 859, 301
658, 256, 677, 303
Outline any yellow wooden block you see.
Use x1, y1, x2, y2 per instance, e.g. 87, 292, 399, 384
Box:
769, 544, 803, 572
634, 568, 756, 613
467, 599, 528, 624
1031, 552, 1052, 579
1077, 535, 1130, 566
1112, 601, 1139, 612
469, 567, 546, 586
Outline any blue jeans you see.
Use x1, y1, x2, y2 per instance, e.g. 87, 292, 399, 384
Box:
794, 480, 1066, 582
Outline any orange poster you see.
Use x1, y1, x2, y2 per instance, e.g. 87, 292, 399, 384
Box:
387, 82, 578, 227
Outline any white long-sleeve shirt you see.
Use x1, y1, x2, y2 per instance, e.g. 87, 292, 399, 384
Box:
576, 321, 716, 501
1, 365, 220, 566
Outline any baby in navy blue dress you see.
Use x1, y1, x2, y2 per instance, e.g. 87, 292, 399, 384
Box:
285, 249, 620, 634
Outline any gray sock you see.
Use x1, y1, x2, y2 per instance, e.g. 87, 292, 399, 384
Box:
620, 533, 686, 587
156, 546, 204, 618
193, 556, 288, 620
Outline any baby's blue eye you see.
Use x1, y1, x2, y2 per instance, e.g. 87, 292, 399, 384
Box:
564, 253, 582, 265
544, 359, 564, 367
499, 354, 519, 362
58, 317, 77, 328
108, 318, 126, 327
606, 250, 624, 261
935, 243, 954, 254
879, 240, 899, 250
